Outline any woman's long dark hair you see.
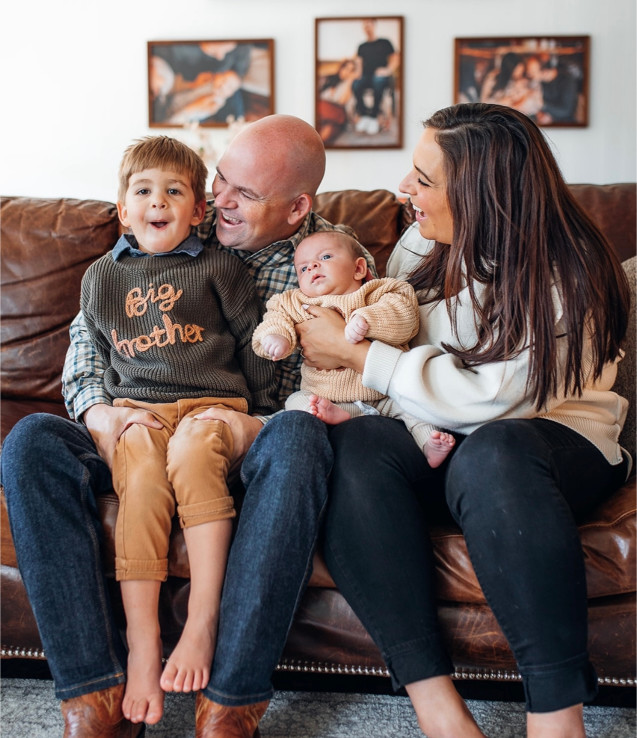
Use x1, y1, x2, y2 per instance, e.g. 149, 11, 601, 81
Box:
408, 103, 630, 409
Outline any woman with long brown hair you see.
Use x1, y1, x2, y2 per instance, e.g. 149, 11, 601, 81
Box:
297, 103, 631, 736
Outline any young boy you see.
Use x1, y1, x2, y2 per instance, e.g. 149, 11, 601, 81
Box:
80, 136, 277, 726
252, 230, 455, 467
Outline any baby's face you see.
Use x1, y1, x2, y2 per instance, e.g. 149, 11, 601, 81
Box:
294, 236, 365, 297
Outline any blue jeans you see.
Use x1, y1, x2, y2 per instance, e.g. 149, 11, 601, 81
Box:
1, 413, 127, 699
1, 411, 332, 704
322, 415, 629, 713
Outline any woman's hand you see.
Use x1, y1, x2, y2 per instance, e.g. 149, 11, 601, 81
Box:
296, 305, 371, 374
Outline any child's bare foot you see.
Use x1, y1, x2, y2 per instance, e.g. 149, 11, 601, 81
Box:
309, 395, 352, 425
423, 431, 456, 468
160, 618, 216, 693
123, 633, 164, 725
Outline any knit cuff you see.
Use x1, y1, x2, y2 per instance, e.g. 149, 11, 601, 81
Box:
362, 341, 403, 396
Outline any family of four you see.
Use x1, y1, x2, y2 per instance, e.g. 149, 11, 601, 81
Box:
2, 104, 631, 738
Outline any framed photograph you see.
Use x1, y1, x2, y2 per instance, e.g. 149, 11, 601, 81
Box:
148, 39, 275, 127
454, 36, 590, 127
315, 17, 404, 149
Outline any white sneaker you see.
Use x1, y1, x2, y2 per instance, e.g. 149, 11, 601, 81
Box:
356, 116, 371, 133
366, 117, 380, 135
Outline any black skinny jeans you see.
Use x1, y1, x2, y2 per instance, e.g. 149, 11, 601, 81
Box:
322, 415, 629, 713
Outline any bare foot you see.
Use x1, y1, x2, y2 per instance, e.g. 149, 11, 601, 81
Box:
160, 619, 216, 693
123, 634, 164, 725
309, 395, 352, 425
423, 431, 456, 469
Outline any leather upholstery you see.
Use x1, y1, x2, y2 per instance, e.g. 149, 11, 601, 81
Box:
1, 185, 635, 688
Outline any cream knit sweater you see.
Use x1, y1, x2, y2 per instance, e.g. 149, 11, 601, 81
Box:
253, 278, 419, 403
362, 224, 628, 465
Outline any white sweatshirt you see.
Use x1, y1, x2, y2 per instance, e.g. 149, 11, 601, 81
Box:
362, 223, 628, 466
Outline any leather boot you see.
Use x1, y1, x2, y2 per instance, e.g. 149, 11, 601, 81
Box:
61, 683, 145, 737
195, 692, 269, 738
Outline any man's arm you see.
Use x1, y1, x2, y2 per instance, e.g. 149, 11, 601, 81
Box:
62, 311, 112, 421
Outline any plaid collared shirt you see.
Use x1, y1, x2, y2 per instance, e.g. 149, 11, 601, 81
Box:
63, 200, 377, 419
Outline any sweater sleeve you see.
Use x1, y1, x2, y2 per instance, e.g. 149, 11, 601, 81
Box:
251, 292, 299, 359
351, 279, 420, 345
362, 339, 541, 434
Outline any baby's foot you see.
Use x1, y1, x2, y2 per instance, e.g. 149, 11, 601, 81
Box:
309, 395, 352, 425
423, 431, 456, 469
160, 619, 215, 694
123, 634, 164, 725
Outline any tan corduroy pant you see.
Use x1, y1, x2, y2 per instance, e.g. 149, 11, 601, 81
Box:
111, 396, 247, 581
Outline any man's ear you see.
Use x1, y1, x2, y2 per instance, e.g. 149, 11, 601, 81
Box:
354, 256, 368, 282
287, 193, 312, 227
191, 199, 206, 226
116, 201, 130, 228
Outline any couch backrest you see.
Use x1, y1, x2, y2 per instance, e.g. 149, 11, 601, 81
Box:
1, 196, 118, 403
1, 186, 634, 461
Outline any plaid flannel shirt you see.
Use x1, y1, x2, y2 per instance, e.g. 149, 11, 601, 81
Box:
63, 200, 377, 420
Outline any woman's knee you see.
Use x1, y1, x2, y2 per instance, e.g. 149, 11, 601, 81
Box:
446, 419, 545, 514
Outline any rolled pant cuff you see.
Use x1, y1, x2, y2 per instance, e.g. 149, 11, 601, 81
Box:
523, 656, 598, 712
115, 557, 168, 581
203, 684, 274, 707
178, 497, 236, 528
383, 636, 454, 691
55, 672, 126, 701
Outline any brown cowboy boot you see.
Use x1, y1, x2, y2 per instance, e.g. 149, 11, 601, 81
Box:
195, 692, 269, 738
61, 683, 145, 737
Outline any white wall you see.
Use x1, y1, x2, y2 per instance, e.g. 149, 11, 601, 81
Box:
1, 0, 634, 203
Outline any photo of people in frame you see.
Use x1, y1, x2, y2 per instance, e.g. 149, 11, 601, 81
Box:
148, 39, 275, 128
454, 36, 590, 127
315, 17, 404, 149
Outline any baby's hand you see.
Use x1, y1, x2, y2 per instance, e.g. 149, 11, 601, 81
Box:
261, 334, 291, 361
344, 314, 369, 344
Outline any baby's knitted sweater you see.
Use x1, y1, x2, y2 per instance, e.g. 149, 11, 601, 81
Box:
252, 278, 419, 403
81, 242, 277, 415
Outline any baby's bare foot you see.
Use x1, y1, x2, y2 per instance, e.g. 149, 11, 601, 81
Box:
160, 620, 215, 694
423, 431, 456, 469
123, 635, 164, 725
309, 395, 352, 425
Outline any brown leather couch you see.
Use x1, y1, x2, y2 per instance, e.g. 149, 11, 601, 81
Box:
1, 185, 635, 694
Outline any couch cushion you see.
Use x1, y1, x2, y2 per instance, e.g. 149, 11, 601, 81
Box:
0, 197, 118, 403
569, 183, 636, 263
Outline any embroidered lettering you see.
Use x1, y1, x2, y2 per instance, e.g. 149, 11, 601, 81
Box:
111, 314, 204, 358
125, 283, 184, 317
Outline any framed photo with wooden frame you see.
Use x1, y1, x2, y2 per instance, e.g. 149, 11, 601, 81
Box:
315, 16, 404, 149
148, 39, 275, 127
454, 36, 590, 127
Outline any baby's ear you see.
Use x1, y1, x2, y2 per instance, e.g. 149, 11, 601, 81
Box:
354, 257, 368, 282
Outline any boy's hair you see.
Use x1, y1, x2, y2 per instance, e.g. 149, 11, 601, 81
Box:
118, 136, 208, 203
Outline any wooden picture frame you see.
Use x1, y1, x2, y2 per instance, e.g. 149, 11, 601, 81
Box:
148, 39, 275, 128
454, 36, 590, 127
315, 17, 404, 149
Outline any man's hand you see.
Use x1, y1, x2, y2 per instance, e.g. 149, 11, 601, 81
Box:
83, 403, 163, 470
194, 407, 264, 474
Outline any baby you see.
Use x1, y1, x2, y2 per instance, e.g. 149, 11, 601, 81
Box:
253, 230, 455, 467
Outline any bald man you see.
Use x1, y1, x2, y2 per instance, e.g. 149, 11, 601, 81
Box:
2, 115, 376, 737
